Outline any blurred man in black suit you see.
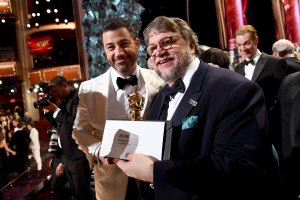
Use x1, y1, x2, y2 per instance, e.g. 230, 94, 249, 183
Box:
272, 38, 300, 74
234, 25, 289, 159
278, 71, 300, 200
44, 76, 92, 200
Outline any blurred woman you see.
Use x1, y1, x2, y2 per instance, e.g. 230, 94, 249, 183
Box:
0, 128, 16, 188
10, 120, 31, 174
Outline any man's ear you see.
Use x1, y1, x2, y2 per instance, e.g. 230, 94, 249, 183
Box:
254, 36, 259, 45
135, 38, 140, 49
190, 43, 196, 54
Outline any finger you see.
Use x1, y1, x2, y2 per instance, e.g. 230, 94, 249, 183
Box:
125, 153, 134, 160
107, 158, 114, 164
99, 156, 105, 163
112, 158, 120, 164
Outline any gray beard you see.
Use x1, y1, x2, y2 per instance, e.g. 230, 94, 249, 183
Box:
159, 52, 193, 83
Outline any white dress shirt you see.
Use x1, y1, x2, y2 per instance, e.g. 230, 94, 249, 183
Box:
108, 67, 146, 119
244, 50, 261, 80
167, 57, 199, 120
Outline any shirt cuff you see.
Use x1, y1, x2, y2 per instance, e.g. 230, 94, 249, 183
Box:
53, 107, 61, 118
88, 142, 102, 158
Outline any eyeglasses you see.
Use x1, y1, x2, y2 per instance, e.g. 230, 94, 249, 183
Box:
146, 36, 181, 56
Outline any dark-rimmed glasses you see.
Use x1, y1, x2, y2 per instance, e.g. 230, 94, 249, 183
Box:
146, 36, 181, 56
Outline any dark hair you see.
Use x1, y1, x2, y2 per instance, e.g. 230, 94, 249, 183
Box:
200, 48, 230, 69
49, 76, 68, 86
27, 122, 35, 128
101, 18, 137, 41
17, 121, 25, 129
143, 16, 201, 56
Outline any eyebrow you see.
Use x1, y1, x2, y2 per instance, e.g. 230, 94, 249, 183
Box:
237, 40, 251, 45
105, 39, 131, 46
148, 35, 180, 45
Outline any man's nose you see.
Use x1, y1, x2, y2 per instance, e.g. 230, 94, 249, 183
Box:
153, 45, 167, 56
239, 45, 246, 51
116, 46, 125, 56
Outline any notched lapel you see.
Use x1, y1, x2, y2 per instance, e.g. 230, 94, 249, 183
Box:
172, 91, 202, 125
171, 62, 208, 125
252, 53, 267, 82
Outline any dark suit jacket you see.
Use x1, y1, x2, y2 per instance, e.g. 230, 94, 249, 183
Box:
235, 53, 289, 159
55, 88, 92, 200
278, 71, 300, 199
55, 89, 85, 161
234, 52, 289, 111
285, 57, 300, 74
148, 62, 284, 199
279, 71, 300, 158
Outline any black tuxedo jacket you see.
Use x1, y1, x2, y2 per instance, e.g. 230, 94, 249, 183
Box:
235, 52, 289, 110
279, 71, 300, 158
278, 71, 300, 198
235, 53, 289, 158
147, 61, 284, 199
285, 57, 300, 74
55, 89, 85, 161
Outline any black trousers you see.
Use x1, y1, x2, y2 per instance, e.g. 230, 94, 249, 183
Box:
64, 157, 92, 200
125, 178, 156, 200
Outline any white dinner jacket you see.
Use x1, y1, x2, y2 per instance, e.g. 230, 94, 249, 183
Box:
72, 66, 164, 200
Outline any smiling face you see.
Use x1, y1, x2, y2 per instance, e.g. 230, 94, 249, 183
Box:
102, 27, 140, 77
235, 32, 258, 60
147, 29, 196, 84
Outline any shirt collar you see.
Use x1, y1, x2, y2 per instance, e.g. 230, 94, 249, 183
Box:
181, 57, 199, 89
247, 49, 261, 64
283, 53, 295, 58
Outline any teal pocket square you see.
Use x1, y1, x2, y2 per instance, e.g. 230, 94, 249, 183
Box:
182, 116, 198, 130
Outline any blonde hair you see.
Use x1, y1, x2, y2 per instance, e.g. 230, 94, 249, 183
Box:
235, 25, 258, 41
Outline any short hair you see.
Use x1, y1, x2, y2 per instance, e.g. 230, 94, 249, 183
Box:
200, 48, 230, 69
101, 18, 137, 40
17, 120, 25, 129
272, 39, 294, 55
49, 76, 68, 87
143, 16, 201, 56
235, 25, 258, 41
27, 122, 35, 128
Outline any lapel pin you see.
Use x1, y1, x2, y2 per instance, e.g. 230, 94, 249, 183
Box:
189, 99, 197, 107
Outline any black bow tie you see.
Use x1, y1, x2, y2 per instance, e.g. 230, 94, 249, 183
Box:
164, 78, 185, 99
159, 78, 185, 120
116, 75, 138, 90
244, 59, 255, 65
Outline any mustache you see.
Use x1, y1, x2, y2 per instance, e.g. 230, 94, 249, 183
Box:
115, 54, 127, 60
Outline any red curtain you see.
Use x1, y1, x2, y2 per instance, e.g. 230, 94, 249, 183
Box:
224, 0, 244, 40
282, 0, 300, 45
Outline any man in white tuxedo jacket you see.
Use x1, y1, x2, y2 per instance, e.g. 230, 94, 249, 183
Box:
72, 18, 164, 200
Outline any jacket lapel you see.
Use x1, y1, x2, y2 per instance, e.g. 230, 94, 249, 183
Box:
171, 62, 209, 126
146, 91, 165, 120
139, 67, 165, 118
235, 62, 246, 76
92, 68, 111, 97
251, 53, 267, 82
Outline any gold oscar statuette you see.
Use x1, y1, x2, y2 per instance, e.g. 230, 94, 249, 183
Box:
128, 85, 145, 121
